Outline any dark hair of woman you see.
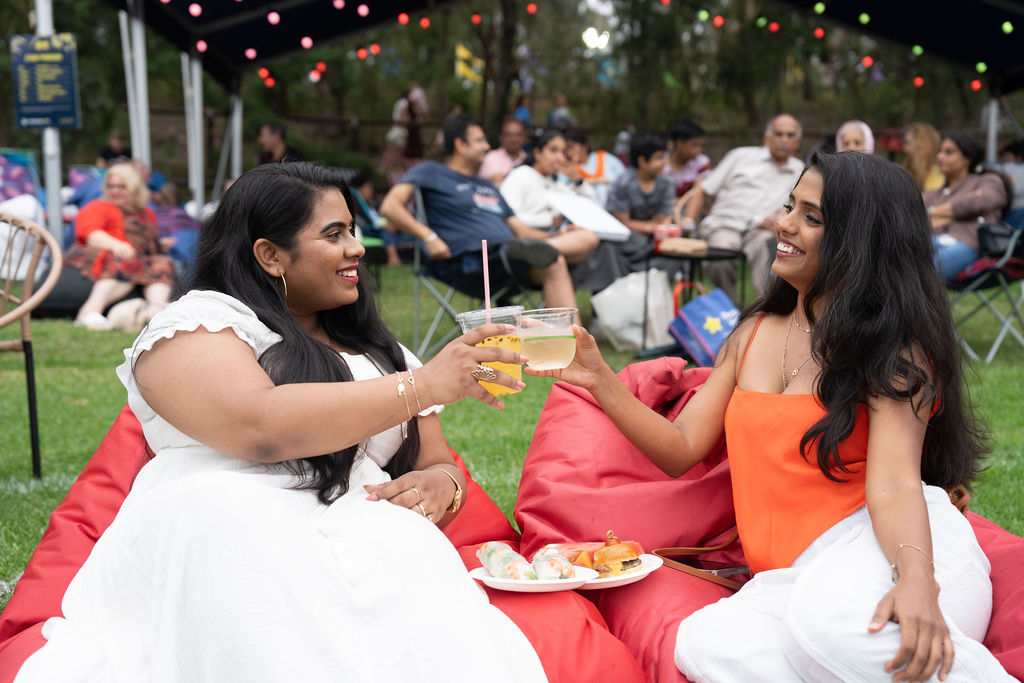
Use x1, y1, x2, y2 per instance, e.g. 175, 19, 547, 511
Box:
523, 128, 565, 168
181, 162, 420, 503
945, 131, 985, 171
744, 151, 987, 489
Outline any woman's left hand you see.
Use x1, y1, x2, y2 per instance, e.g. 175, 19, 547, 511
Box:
363, 468, 455, 525
868, 575, 954, 682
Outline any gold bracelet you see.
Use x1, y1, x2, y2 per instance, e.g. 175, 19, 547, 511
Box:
427, 464, 464, 514
395, 373, 412, 438
406, 370, 424, 414
890, 543, 934, 583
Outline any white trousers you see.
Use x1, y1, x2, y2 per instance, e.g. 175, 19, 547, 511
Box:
675, 485, 1014, 682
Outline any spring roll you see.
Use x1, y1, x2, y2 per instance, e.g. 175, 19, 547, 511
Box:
532, 547, 576, 579
477, 541, 537, 580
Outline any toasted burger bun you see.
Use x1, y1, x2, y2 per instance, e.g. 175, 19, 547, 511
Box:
593, 543, 642, 578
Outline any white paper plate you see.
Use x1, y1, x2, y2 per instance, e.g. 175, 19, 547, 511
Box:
469, 566, 599, 593
577, 554, 663, 590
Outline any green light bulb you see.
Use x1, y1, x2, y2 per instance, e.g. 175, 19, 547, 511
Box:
1002, 21, 1014, 34
813, 2, 825, 14
756, 16, 767, 27
858, 12, 870, 25
912, 45, 923, 56
976, 62, 988, 74
698, 9, 710, 21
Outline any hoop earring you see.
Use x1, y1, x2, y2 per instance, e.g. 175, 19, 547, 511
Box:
279, 274, 288, 299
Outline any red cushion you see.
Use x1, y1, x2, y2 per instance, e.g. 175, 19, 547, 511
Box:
0, 407, 643, 682
515, 358, 738, 560
969, 511, 1024, 678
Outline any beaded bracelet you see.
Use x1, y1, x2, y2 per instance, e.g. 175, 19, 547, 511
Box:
890, 543, 934, 583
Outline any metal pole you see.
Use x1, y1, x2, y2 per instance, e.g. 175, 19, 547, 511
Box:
190, 55, 204, 209
181, 54, 196, 200
130, 0, 151, 166
34, 0, 63, 241
986, 96, 999, 163
118, 11, 139, 158
230, 93, 243, 180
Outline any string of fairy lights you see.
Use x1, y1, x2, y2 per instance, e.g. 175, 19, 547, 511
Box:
161, 0, 1016, 90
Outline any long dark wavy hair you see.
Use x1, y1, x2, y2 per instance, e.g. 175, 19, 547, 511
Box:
745, 151, 987, 489
182, 162, 420, 503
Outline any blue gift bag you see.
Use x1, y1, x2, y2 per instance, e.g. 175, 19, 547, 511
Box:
668, 289, 740, 366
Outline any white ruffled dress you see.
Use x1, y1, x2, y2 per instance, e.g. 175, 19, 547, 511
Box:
16, 290, 546, 683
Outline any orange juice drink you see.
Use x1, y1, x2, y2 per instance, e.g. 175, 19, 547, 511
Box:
455, 305, 524, 397
475, 333, 523, 396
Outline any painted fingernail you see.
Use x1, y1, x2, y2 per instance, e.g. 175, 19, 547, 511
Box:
504, 324, 516, 332
365, 494, 379, 501
516, 381, 526, 389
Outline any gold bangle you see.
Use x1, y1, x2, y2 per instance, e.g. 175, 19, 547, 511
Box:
427, 464, 464, 514
406, 370, 424, 414
890, 543, 934, 583
395, 373, 412, 438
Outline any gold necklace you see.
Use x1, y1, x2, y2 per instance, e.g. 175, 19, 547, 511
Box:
782, 316, 814, 391
793, 313, 812, 334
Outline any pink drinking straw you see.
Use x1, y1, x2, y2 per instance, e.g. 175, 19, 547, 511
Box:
481, 239, 492, 322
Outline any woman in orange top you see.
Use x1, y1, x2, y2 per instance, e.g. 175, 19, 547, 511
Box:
65, 162, 175, 329
531, 152, 1012, 681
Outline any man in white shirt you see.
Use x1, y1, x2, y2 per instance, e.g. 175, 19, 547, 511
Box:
681, 114, 804, 302
479, 117, 528, 187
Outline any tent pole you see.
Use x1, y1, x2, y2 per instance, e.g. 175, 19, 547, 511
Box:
118, 11, 139, 162
230, 92, 243, 181
191, 55, 205, 209
212, 106, 233, 200
33, 0, 63, 241
181, 54, 197, 208
129, 0, 150, 167
985, 96, 999, 163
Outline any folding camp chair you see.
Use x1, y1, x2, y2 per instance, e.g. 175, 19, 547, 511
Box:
946, 221, 1024, 363
409, 187, 537, 358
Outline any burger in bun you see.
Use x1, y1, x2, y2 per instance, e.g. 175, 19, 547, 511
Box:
593, 530, 643, 578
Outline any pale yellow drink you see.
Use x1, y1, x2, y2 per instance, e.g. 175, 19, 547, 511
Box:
455, 305, 525, 397
520, 308, 579, 371
521, 332, 575, 370
475, 334, 523, 396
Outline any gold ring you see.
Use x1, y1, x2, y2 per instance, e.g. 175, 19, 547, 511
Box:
470, 363, 497, 382
409, 487, 421, 504
416, 502, 428, 517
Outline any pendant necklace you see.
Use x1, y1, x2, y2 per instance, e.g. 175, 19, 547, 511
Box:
782, 315, 814, 391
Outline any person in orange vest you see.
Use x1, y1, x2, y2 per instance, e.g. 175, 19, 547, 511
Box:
564, 130, 626, 208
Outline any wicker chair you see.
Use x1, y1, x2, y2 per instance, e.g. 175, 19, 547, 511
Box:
0, 209, 63, 478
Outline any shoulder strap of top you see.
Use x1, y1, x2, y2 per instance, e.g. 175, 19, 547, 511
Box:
738, 314, 768, 382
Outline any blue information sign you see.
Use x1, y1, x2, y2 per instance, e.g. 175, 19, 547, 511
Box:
11, 33, 82, 130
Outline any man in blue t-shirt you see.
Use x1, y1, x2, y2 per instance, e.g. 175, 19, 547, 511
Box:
380, 115, 577, 308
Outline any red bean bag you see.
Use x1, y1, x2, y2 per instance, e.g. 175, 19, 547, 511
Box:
0, 405, 643, 683
514, 357, 1024, 682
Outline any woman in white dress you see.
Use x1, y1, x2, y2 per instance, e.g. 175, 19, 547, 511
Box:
15, 162, 546, 682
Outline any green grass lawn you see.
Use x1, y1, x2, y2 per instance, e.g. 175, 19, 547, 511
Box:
1, 265, 1022, 612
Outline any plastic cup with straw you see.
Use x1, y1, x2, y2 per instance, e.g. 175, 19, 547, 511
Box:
454, 240, 524, 396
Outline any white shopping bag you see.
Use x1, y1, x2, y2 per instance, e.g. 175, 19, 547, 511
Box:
590, 269, 674, 351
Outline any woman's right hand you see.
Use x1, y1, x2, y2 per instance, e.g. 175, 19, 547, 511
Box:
524, 324, 610, 392
109, 240, 137, 259
417, 323, 525, 407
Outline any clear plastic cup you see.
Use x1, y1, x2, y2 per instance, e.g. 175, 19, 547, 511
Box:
519, 308, 578, 370
455, 305, 524, 396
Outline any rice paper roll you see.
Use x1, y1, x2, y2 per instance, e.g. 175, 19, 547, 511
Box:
532, 548, 576, 579
477, 541, 537, 580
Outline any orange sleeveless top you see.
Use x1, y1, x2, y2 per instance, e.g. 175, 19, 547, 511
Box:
725, 316, 869, 574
